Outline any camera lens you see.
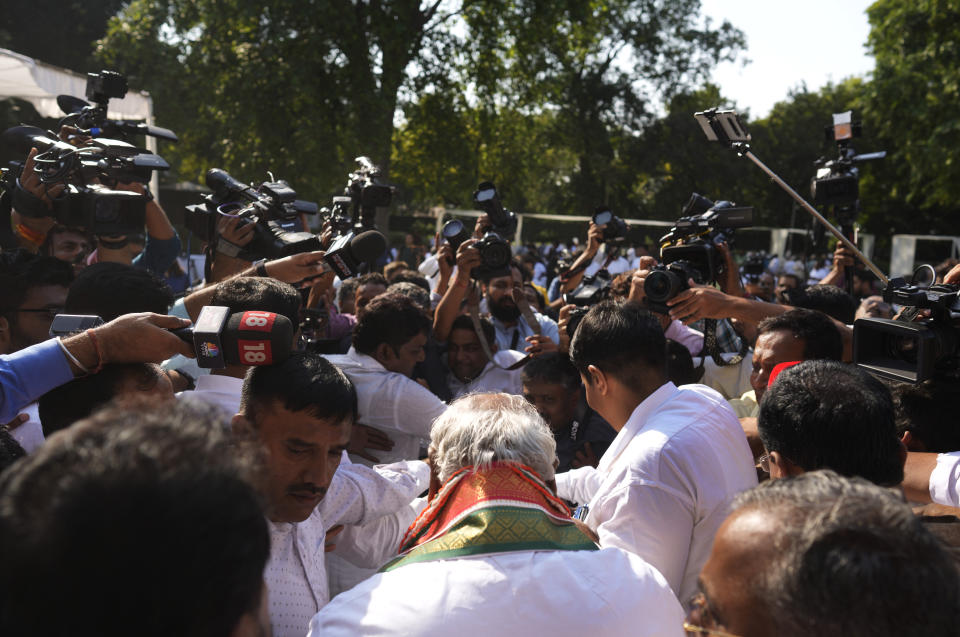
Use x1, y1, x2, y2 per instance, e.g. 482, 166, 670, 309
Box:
594, 210, 612, 226
644, 269, 684, 303
442, 219, 464, 239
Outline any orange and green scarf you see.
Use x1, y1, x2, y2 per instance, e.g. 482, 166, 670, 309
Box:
381, 462, 597, 572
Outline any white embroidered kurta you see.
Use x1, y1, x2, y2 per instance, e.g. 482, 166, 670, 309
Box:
265, 458, 429, 637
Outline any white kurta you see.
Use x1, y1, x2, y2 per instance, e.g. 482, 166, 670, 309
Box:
265, 458, 430, 637
930, 451, 960, 507
446, 349, 525, 398
308, 547, 685, 637
556, 382, 758, 607
325, 347, 447, 465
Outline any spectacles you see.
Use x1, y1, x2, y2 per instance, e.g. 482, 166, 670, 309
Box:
4, 307, 64, 320
758, 453, 772, 474
684, 592, 742, 637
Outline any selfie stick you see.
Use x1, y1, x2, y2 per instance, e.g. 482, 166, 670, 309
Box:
694, 109, 889, 286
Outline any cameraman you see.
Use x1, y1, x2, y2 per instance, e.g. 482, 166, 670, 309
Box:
14, 146, 181, 278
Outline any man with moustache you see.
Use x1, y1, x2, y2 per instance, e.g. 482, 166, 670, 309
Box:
484, 260, 559, 353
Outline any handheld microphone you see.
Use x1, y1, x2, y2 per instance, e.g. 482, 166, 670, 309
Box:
172, 306, 294, 368
323, 229, 388, 279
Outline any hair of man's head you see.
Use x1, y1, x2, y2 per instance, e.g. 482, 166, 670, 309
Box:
665, 338, 697, 386
451, 313, 494, 344
337, 277, 360, 308
788, 284, 858, 324
569, 300, 666, 386
522, 351, 581, 390
758, 360, 903, 486
353, 292, 431, 356
37, 363, 167, 437
0, 427, 25, 476
610, 269, 636, 301
388, 270, 430, 294
210, 275, 301, 329
0, 400, 269, 637
756, 308, 843, 362
892, 380, 960, 453
0, 249, 74, 319
729, 470, 960, 637
240, 350, 357, 425
64, 262, 174, 321
387, 281, 431, 312
357, 271, 388, 289
430, 393, 556, 484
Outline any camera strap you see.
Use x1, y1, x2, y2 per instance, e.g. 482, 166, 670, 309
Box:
700, 318, 750, 368
464, 283, 539, 372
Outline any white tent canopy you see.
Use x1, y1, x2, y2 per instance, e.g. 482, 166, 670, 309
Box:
0, 48, 152, 121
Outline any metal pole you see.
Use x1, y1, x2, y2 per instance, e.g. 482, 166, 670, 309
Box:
740, 147, 889, 286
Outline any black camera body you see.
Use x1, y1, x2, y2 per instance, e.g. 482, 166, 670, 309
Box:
643, 193, 752, 313
855, 275, 960, 383
184, 168, 319, 261
592, 206, 627, 245
562, 269, 613, 339
320, 196, 355, 237
473, 181, 518, 239
472, 231, 513, 282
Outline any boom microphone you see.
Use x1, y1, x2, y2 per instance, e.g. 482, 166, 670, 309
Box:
173, 306, 294, 368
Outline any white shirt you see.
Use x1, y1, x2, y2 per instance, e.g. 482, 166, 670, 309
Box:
490, 312, 560, 352
556, 382, 758, 606
266, 458, 430, 637
324, 347, 447, 464
447, 349, 525, 398
176, 374, 244, 416
308, 547, 685, 637
930, 452, 960, 507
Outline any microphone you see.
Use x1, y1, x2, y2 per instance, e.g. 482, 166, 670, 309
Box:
323, 229, 388, 279
173, 306, 294, 368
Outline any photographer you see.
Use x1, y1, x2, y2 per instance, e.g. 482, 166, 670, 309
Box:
434, 241, 559, 356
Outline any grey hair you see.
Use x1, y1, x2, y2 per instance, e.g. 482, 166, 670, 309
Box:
430, 392, 557, 484
387, 281, 431, 312
732, 470, 960, 637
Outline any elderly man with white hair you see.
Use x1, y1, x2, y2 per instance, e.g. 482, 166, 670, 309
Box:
309, 393, 684, 637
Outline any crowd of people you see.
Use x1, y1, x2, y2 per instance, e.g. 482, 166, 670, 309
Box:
3, 155, 960, 637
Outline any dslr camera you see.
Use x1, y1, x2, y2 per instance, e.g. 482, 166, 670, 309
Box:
342, 156, 393, 231
562, 269, 613, 339
592, 206, 628, 245
470, 181, 517, 281
184, 168, 319, 261
854, 267, 960, 383
644, 193, 752, 314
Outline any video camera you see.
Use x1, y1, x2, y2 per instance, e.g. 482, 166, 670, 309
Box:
340, 156, 392, 231
644, 193, 752, 313
469, 181, 517, 281
184, 168, 320, 261
855, 266, 960, 383
55, 70, 178, 143
0, 124, 169, 237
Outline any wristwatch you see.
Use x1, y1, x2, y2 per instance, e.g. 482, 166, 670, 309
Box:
253, 258, 269, 277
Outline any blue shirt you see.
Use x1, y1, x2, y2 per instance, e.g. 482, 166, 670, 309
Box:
0, 339, 74, 422
133, 232, 181, 277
